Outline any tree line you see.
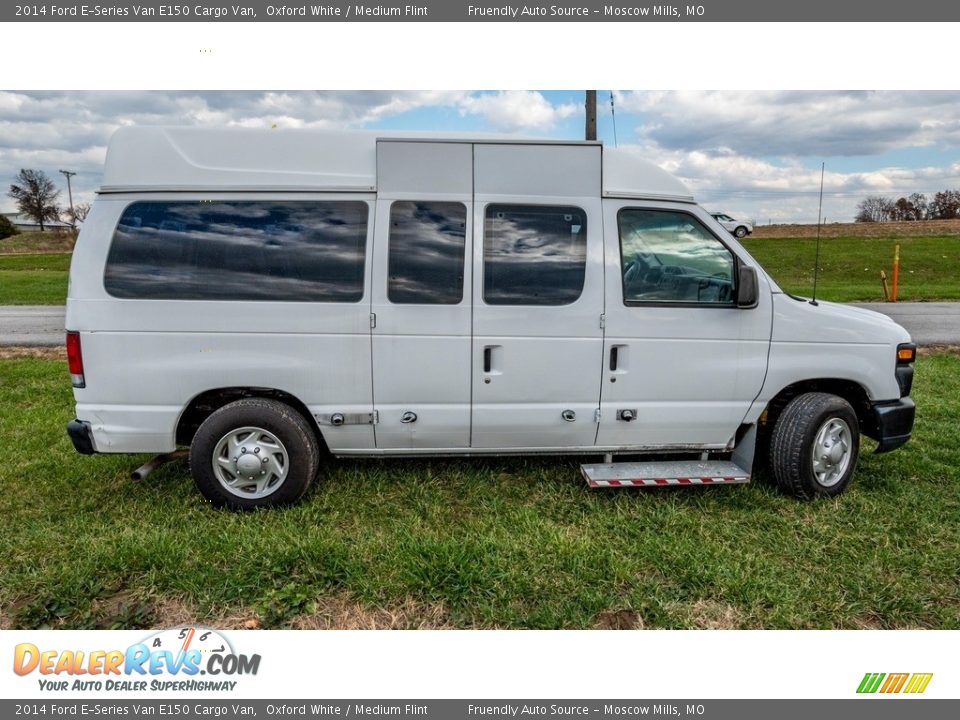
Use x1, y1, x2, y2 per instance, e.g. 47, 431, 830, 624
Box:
855, 190, 960, 223
2, 168, 91, 239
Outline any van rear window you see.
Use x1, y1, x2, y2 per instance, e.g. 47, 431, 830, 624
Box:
104, 201, 368, 302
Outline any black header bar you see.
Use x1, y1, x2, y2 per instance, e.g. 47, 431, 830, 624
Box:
4, 1, 955, 22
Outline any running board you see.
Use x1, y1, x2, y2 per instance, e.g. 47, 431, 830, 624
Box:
581, 460, 750, 488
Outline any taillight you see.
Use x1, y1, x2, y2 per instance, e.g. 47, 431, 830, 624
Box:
66, 331, 85, 388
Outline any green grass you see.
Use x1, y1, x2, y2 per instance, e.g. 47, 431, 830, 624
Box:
743, 235, 960, 302
0, 253, 71, 305
1, 355, 958, 629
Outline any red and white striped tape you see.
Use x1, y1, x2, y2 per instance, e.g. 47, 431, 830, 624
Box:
587, 476, 748, 488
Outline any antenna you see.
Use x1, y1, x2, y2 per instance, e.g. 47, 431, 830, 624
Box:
810, 161, 825, 306
609, 92, 618, 147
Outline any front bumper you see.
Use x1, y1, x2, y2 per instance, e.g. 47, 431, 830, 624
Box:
871, 398, 915, 453
66, 419, 97, 455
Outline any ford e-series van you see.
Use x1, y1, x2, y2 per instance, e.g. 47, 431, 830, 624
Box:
65, 127, 916, 509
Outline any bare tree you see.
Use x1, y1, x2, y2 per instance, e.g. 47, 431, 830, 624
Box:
67, 202, 92, 225
8, 169, 61, 231
908, 192, 929, 220
855, 195, 895, 223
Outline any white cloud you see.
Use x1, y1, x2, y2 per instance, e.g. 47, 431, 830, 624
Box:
607, 91, 960, 221
457, 91, 578, 131
5, 90, 960, 221
626, 142, 960, 223
616, 90, 960, 157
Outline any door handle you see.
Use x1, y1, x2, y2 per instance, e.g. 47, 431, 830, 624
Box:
609, 344, 627, 373
483, 347, 492, 373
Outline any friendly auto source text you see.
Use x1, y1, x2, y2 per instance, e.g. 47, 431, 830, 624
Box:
467, 5, 704, 17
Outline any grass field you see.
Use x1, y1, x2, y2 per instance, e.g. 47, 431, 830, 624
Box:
1, 352, 958, 630
743, 235, 960, 302
751, 219, 960, 239
1, 234, 958, 305
0, 231, 75, 255
0, 252, 71, 305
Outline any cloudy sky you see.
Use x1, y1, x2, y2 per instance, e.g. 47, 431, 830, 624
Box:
3, 90, 960, 223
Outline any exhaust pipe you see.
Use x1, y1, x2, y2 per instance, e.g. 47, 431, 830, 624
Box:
131, 450, 188, 481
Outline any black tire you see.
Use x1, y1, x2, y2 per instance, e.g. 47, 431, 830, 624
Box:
770, 392, 860, 500
189, 398, 320, 510
734, 226, 749, 238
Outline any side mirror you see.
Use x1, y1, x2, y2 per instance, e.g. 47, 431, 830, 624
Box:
737, 264, 759, 308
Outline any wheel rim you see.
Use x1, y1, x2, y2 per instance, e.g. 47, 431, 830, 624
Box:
811, 417, 853, 487
212, 426, 289, 500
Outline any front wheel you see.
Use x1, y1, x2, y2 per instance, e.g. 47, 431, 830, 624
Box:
770, 392, 860, 499
734, 226, 749, 238
190, 398, 320, 509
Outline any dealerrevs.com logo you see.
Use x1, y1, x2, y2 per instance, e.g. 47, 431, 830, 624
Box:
857, 673, 933, 694
13, 627, 261, 692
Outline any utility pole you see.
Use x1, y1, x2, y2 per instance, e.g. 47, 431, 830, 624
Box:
585, 90, 597, 141
60, 169, 76, 229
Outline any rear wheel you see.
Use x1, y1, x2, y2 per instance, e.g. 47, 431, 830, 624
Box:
189, 398, 320, 509
770, 392, 860, 499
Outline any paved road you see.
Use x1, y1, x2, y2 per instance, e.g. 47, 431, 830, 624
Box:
851, 302, 960, 345
1, 303, 959, 347
0, 306, 66, 346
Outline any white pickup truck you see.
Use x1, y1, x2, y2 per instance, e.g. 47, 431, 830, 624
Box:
65, 128, 916, 509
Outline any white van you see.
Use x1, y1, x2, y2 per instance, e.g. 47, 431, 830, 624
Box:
65, 127, 916, 509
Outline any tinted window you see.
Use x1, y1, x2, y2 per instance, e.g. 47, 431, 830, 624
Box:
483, 204, 586, 305
388, 201, 466, 304
619, 209, 735, 305
104, 201, 368, 302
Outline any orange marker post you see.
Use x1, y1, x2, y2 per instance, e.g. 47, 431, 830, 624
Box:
891, 244, 900, 303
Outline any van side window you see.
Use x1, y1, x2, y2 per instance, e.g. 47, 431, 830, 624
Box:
104, 201, 368, 302
387, 201, 467, 305
618, 209, 735, 305
483, 204, 587, 306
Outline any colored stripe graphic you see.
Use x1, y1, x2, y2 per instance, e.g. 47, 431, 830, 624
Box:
857, 672, 932, 694
904, 673, 933, 694
880, 673, 909, 693
857, 673, 885, 693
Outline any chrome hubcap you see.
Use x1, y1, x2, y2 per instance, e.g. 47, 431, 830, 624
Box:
212, 426, 288, 499
811, 417, 852, 487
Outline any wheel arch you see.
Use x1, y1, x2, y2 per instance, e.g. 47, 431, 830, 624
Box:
759, 377, 877, 440
175, 386, 329, 452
